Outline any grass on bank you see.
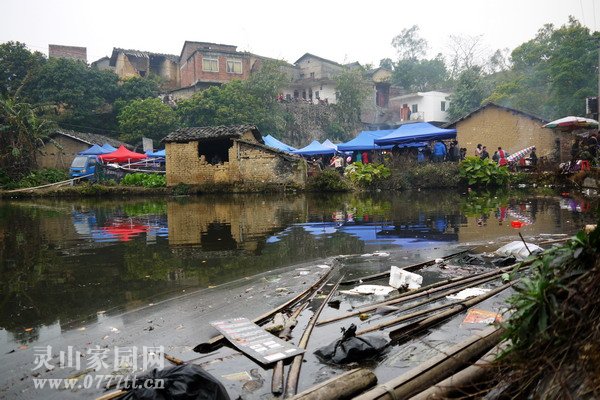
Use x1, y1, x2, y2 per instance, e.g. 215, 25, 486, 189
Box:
490, 222, 600, 399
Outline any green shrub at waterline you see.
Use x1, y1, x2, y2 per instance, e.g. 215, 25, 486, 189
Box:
121, 173, 166, 188
345, 162, 391, 188
459, 156, 510, 187
2, 168, 69, 189
401, 162, 460, 189
307, 169, 351, 192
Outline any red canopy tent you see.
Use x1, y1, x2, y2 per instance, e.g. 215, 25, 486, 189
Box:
97, 145, 148, 163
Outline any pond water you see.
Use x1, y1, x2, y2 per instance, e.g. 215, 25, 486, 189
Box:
0, 190, 597, 356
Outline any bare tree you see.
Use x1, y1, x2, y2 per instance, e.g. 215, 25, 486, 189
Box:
446, 34, 487, 79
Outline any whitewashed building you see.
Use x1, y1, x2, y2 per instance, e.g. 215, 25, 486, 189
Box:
389, 91, 451, 123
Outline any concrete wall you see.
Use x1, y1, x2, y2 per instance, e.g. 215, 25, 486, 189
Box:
455, 106, 563, 160
38, 136, 89, 170
165, 139, 307, 188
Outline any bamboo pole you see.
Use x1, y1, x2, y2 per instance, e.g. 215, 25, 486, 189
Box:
389, 281, 515, 342
354, 272, 509, 334
194, 268, 332, 353
272, 301, 311, 395
288, 368, 377, 400
409, 342, 507, 400
284, 277, 343, 398
318, 264, 519, 326
95, 390, 126, 400
354, 326, 505, 400
341, 249, 471, 285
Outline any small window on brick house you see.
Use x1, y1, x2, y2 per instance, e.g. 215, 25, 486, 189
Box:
315, 91, 320, 99
202, 58, 219, 72
226, 60, 242, 74
412, 104, 418, 113
441, 101, 446, 111
310, 72, 315, 79
198, 139, 231, 165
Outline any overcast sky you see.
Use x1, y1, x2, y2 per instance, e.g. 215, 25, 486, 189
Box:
1, 0, 598, 66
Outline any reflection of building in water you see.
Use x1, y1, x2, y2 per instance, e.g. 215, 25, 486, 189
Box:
167, 197, 305, 251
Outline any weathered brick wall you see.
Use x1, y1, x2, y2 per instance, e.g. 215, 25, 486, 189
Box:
165, 140, 306, 188
165, 141, 235, 185
49, 45, 87, 63
456, 107, 559, 160
37, 136, 88, 170
237, 142, 306, 186
115, 53, 142, 79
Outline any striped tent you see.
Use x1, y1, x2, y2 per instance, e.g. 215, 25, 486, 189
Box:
507, 146, 535, 163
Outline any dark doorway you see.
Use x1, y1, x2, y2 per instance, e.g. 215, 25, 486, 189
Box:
198, 139, 231, 165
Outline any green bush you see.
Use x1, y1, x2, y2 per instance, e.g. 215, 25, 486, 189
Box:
14, 168, 69, 188
459, 156, 510, 187
307, 169, 351, 192
121, 173, 166, 188
345, 162, 391, 188
400, 162, 460, 189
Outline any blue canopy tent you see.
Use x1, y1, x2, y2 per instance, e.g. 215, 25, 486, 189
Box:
374, 122, 457, 146
146, 149, 166, 158
263, 135, 297, 152
79, 144, 111, 155
338, 130, 395, 151
321, 139, 338, 150
293, 140, 336, 156
102, 143, 117, 152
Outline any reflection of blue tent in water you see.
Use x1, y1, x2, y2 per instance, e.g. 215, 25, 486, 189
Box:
266, 221, 457, 247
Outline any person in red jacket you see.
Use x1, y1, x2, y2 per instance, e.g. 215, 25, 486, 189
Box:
361, 151, 369, 164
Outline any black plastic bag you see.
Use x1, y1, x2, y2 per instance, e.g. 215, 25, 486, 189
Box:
492, 255, 516, 267
117, 364, 230, 400
314, 324, 388, 364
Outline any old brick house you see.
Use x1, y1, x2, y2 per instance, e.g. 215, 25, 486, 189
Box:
48, 44, 87, 63
447, 103, 572, 162
163, 125, 307, 189
108, 48, 180, 90
38, 130, 128, 170
173, 41, 268, 100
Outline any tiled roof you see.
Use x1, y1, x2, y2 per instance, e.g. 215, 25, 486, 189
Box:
162, 125, 264, 143
53, 129, 130, 149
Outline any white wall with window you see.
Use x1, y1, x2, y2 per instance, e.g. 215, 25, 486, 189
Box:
390, 91, 451, 122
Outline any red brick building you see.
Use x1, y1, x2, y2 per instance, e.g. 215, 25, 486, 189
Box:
178, 41, 257, 92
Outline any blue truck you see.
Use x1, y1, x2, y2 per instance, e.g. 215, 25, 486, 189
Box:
69, 155, 98, 180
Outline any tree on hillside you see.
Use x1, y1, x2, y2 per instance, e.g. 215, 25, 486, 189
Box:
486, 17, 598, 119
392, 55, 448, 92
21, 57, 119, 132
389, 26, 449, 92
447, 66, 490, 121
117, 98, 179, 144
0, 41, 45, 97
113, 76, 161, 115
0, 96, 55, 179
391, 25, 428, 60
333, 66, 371, 132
